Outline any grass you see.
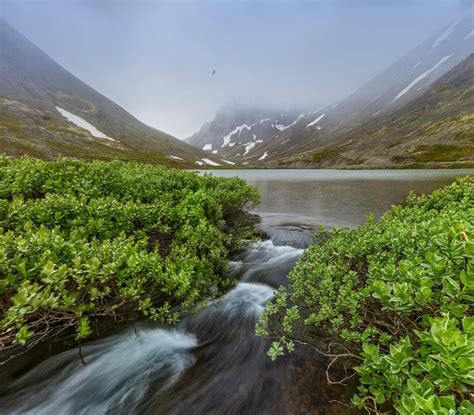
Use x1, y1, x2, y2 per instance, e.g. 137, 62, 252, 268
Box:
0, 114, 24, 134
413, 144, 473, 162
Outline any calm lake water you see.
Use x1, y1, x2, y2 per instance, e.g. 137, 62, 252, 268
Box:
201, 169, 474, 227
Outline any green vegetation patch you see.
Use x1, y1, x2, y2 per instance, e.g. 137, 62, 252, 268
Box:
310, 146, 344, 163
0, 157, 259, 357
258, 178, 473, 414
0, 113, 24, 134
413, 144, 473, 163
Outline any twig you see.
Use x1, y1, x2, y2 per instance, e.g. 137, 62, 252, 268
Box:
78, 343, 86, 366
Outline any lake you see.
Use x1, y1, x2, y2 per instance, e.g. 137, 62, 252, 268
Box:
201, 169, 474, 227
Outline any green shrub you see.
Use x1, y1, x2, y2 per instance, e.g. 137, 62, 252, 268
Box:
0, 156, 259, 355
258, 177, 473, 414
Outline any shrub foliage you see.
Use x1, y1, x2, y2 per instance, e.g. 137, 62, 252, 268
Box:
0, 156, 259, 356
258, 178, 473, 414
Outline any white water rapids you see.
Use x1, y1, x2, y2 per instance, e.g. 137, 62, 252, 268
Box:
1, 228, 309, 415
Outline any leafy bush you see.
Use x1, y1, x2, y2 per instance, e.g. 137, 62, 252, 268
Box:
258, 178, 473, 414
0, 156, 259, 356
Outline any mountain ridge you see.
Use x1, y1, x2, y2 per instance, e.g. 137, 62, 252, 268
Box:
186, 15, 473, 168
272, 53, 474, 168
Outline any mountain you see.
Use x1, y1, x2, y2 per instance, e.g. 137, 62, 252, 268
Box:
187, 15, 473, 167
185, 102, 303, 164
0, 19, 223, 167
275, 53, 474, 168
251, 14, 474, 167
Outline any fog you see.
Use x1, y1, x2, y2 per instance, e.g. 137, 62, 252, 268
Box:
1, 0, 470, 138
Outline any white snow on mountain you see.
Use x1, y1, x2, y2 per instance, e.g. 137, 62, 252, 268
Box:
432, 20, 458, 48
280, 139, 289, 145
243, 142, 256, 155
56, 107, 116, 142
169, 155, 184, 160
229, 142, 236, 147
221, 159, 235, 165
202, 158, 221, 166
465, 30, 474, 40
203, 144, 212, 151
394, 54, 453, 100
195, 161, 204, 166
212, 149, 218, 154
306, 113, 326, 127
273, 113, 305, 132
258, 152, 269, 160
222, 124, 252, 147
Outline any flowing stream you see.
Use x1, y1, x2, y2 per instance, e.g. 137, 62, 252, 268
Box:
1, 169, 472, 414
1, 227, 323, 414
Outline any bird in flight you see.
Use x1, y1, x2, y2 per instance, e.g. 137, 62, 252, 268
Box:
212, 69, 216, 76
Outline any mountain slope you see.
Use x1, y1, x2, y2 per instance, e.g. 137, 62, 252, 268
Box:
0, 19, 222, 167
273, 53, 474, 168
251, 14, 474, 165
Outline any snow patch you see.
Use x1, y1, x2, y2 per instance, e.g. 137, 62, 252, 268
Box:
432, 20, 458, 48
465, 30, 474, 40
228, 142, 236, 147
394, 54, 453, 100
276, 113, 305, 131
212, 149, 218, 154
203, 144, 212, 151
222, 124, 252, 147
202, 158, 221, 166
169, 155, 184, 161
280, 139, 289, 145
306, 113, 326, 127
372, 109, 383, 117
195, 161, 204, 166
243, 142, 256, 155
221, 159, 235, 165
56, 107, 116, 142
258, 152, 269, 160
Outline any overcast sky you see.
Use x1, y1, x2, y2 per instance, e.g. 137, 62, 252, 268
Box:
0, 0, 471, 138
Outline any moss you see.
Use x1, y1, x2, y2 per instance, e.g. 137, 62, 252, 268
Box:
412, 144, 474, 162
310, 146, 344, 162
0, 114, 24, 133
